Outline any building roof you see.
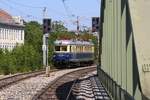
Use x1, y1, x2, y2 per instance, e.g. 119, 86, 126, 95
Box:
0, 9, 13, 22
0, 9, 24, 27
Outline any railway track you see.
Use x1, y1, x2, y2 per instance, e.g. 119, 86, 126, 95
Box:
32, 66, 96, 100
0, 69, 57, 89
72, 72, 111, 100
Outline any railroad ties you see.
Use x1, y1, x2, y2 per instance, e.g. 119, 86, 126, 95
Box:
72, 71, 111, 100
32, 66, 96, 100
33, 66, 111, 100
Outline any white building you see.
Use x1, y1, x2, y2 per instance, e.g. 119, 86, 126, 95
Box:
0, 9, 24, 51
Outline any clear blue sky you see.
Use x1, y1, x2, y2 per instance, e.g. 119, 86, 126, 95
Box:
0, 0, 100, 30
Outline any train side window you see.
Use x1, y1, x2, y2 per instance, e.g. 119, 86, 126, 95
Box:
71, 45, 75, 53
89, 46, 92, 52
55, 46, 60, 51
61, 46, 67, 51
70, 45, 72, 52
76, 46, 79, 52
81, 46, 83, 52
84, 46, 87, 52
78, 45, 82, 52
71, 46, 73, 52
87, 46, 88, 52
92, 46, 94, 52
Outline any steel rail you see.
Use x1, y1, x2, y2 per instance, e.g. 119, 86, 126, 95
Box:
32, 66, 96, 100
0, 69, 58, 89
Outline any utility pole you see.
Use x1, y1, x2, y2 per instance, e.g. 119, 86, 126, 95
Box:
75, 16, 80, 40
77, 16, 79, 34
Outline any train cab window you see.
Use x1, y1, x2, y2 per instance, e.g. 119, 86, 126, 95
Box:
55, 46, 60, 51
55, 46, 67, 51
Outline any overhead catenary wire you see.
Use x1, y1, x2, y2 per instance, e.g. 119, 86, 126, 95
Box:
0, 0, 67, 21
5, 0, 43, 9
5, 0, 91, 29
0, 0, 42, 20
61, 0, 76, 18
5, 0, 68, 17
0, 0, 69, 26
60, 0, 94, 31
3, 0, 70, 26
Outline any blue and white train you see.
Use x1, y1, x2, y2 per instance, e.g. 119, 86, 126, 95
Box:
52, 40, 94, 67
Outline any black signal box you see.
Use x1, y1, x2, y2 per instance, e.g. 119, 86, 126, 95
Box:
92, 17, 100, 32
43, 18, 51, 34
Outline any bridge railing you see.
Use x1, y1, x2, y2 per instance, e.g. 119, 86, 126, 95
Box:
97, 67, 150, 100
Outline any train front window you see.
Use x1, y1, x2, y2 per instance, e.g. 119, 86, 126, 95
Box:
55, 46, 60, 51
55, 46, 67, 51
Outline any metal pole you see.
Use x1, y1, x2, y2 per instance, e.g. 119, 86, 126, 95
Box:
42, 35, 46, 68
45, 33, 50, 76
46, 34, 49, 67
46, 38, 48, 66
77, 16, 79, 33
43, 7, 47, 68
42, 7, 50, 76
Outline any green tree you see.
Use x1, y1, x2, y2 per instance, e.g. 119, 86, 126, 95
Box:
52, 21, 68, 32
25, 21, 43, 52
24, 21, 43, 70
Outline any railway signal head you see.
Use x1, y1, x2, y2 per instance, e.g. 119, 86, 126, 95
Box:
43, 18, 51, 34
92, 17, 100, 32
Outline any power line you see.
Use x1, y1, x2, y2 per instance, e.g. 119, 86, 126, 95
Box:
61, 0, 76, 18
5, 0, 68, 17
2, 0, 68, 21
60, 1, 91, 30
6, 0, 43, 9
0, 0, 70, 25
0, 0, 42, 20
60, 0, 93, 27
0, 0, 24, 15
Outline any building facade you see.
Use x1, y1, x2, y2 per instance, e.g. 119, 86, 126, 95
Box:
0, 9, 24, 51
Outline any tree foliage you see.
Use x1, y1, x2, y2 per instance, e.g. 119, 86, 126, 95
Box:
0, 21, 43, 74
52, 21, 68, 32
25, 21, 43, 52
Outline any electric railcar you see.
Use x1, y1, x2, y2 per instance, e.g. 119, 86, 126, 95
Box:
52, 40, 94, 67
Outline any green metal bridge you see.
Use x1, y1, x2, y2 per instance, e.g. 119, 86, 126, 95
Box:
98, 0, 150, 100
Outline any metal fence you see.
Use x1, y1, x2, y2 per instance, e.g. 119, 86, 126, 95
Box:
97, 67, 150, 100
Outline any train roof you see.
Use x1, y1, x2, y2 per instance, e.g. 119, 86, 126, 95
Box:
54, 40, 94, 46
